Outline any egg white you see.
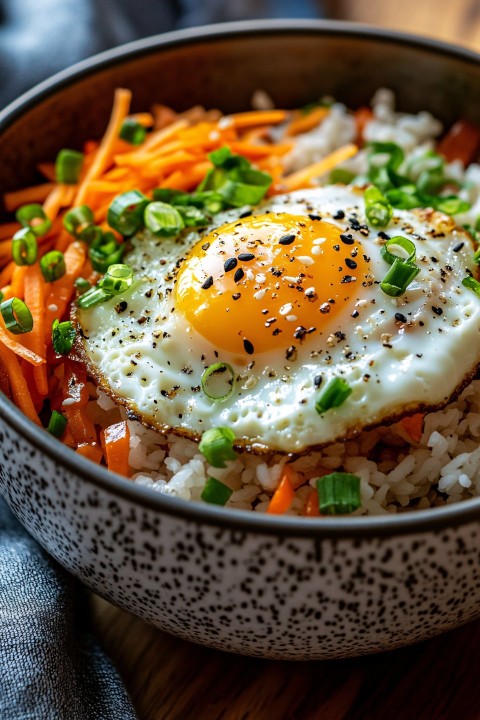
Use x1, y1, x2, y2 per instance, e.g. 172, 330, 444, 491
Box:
76, 186, 480, 453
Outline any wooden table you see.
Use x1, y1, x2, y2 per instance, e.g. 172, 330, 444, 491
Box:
91, 3, 480, 718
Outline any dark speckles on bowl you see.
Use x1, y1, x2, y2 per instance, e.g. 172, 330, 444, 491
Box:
1, 21, 480, 659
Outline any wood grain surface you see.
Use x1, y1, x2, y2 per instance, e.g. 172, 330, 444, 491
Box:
91, 3, 480, 718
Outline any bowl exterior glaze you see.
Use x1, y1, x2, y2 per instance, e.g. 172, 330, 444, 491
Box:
0, 21, 480, 659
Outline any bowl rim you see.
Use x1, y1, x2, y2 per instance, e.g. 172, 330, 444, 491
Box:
1, 18, 480, 539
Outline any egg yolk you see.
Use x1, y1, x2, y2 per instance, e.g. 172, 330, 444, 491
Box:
175, 213, 371, 355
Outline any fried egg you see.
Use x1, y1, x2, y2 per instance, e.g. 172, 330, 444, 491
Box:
76, 185, 480, 453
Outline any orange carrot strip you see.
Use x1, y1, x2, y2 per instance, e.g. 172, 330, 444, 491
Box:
0, 342, 41, 424
44, 241, 86, 339
103, 421, 130, 477
278, 143, 359, 192
267, 468, 295, 515
129, 112, 155, 127
304, 488, 320, 517
437, 120, 480, 165
65, 406, 97, 445
160, 161, 212, 191
0, 261, 15, 287
0, 221, 21, 240
9, 265, 26, 299
0, 316, 44, 366
75, 88, 132, 206
354, 107, 374, 145
113, 119, 189, 164
152, 103, 178, 130
23, 264, 47, 395
286, 107, 329, 136
43, 184, 71, 221
400, 413, 425, 444
76, 443, 103, 464
37, 162, 56, 181
225, 109, 288, 129
227, 141, 293, 158
4, 183, 55, 212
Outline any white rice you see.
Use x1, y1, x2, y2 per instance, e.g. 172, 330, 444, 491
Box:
90, 89, 480, 515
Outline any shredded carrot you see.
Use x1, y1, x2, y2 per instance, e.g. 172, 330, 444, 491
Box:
0, 342, 41, 424
400, 413, 425, 444
227, 141, 293, 158
304, 489, 320, 517
225, 109, 288, 129
0, 221, 21, 240
0, 317, 45, 365
43, 183, 72, 221
354, 107, 374, 145
37, 162, 56, 181
75, 88, 132, 206
76, 443, 104, 463
23, 264, 47, 395
286, 107, 329, 136
129, 112, 154, 127
267, 467, 295, 515
278, 143, 359, 192
437, 120, 480, 166
43, 241, 86, 340
102, 421, 130, 477
4, 183, 55, 212
9, 265, 27, 299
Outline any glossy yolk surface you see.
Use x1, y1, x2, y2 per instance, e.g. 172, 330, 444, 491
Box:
174, 213, 371, 355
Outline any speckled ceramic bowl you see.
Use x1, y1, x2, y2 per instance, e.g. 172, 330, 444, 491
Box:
0, 21, 480, 660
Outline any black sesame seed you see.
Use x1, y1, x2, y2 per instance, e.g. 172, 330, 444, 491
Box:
351, 309, 359, 318
430, 256, 438, 263
333, 210, 345, 219
308, 214, 321, 221
340, 233, 354, 245
377, 231, 390, 240
272, 328, 281, 336
224, 257, 238, 272
202, 242, 210, 251
115, 301, 128, 314
238, 252, 255, 261
234, 268, 244, 283
201, 276, 213, 290
453, 242, 464, 252
345, 258, 357, 270
279, 234, 296, 245
432, 306, 443, 316
243, 339, 254, 354
341, 275, 355, 283
395, 312, 407, 323
232, 293, 241, 300
314, 374, 322, 388
239, 209, 252, 218
294, 326, 307, 339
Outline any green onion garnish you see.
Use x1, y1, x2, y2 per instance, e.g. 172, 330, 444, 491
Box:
52, 319, 76, 355
329, 168, 356, 185
76, 286, 112, 309
380, 236, 416, 266
12, 227, 38, 266
199, 146, 272, 207
107, 190, 149, 237
462, 276, 480, 296
98, 264, 133, 295
47, 410, 67, 438
144, 201, 185, 237
316, 472, 361, 514
315, 377, 352, 414
55, 149, 84, 184
380, 257, 420, 297
364, 186, 392, 228
201, 362, 235, 401
63, 205, 94, 238
40, 250, 66, 282
0, 297, 33, 334
88, 231, 124, 272
200, 476, 233, 506
74, 277, 91, 294
16, 203, 52, 237
198, 426, 237, 468
119, 118, 147, 145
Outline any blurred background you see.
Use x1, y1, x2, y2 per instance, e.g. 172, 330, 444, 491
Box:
1, 0, 479, 107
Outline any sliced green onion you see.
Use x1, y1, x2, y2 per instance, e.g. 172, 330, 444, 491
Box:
76, 286, 112, 309
364, 186, 392, 227
152, 188, 188, 204
119, 118, 147, 145
74, 277, 91, 294
144, 201, 185, 237
12, 227, 38, 266
107, 190, 149, 236
0, 297, 33, 334
16, 203, 52, 237
201, 362, 235, 401
98, 264, 133, 295
0, 291, 4, 303
88, 231, 124, 272
329, 168, 356, 184
200, 476, 233, 506
63, 205, 94, 238
209, 146, 234, 166
315, 377, 352, 414
462, 276, 480, 296
177, 205, 209, 227
316, 472, 361, 514
40, 250, 66, 282
219, 167, 272, 207
55, 149, 84, 184
473, 247, 480, 265
380, 236, 416, 265
198, 426, 237, 468
380, 257, 420, 297
432, 196, 470, 215
52, 319, 76, 355
47, 410, 67, 438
